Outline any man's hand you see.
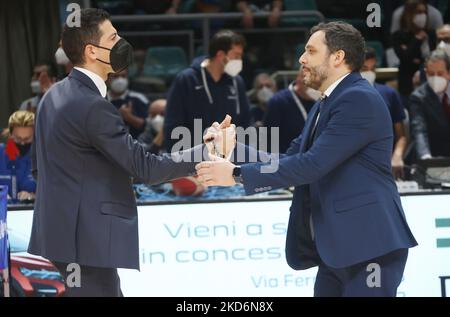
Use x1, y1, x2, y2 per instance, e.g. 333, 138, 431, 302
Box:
391, 154, 405, 180
204, 115, 236, 159
119, 101, 133, 119
17, 191, 35, 201
196, 155, 236, 187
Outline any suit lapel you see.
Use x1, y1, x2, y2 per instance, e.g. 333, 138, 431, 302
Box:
299, 101, 321, 153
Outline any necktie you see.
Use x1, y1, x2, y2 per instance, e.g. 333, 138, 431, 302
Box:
308, 96, 327, 148
443, 93, 450, 124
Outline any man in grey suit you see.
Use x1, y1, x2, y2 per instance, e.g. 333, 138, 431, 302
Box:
27, 8, 209, 296
410, 50, 450, 159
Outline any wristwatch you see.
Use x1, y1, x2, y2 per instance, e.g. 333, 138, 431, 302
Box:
232, 166, 243, 184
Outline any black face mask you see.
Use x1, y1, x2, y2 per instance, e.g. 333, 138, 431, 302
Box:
15, 143, 31, 157
91, 38, 134, 73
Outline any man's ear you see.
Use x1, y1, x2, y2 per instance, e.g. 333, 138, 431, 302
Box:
333, 50, 346, 67
84, 44, 97, 63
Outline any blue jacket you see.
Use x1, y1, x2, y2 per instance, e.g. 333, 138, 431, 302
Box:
234, 72, 417, 269
164, 56, 250, 151
0, 143, 36, 199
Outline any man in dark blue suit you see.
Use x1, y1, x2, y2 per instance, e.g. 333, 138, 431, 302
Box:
196, 22, 418, 296
28, 9, 208, 296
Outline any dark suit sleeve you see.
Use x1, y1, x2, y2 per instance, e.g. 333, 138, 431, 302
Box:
85, 99, 205, 185
240, 91, 382, 195
409, 92, 431, 158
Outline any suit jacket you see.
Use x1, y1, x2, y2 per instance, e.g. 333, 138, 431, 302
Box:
410, 83, 450, 158
234, 72, 417, 269
28, 69, 205, 269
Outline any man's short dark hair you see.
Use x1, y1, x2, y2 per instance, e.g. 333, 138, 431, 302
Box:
426, 50, 450, 71
208, 30, 246, 58
364, 47, 377, 61
310, 22, 365, 71
61, 8, 111, 66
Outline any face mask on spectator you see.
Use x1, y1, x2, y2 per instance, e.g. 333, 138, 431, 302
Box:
437, 41, 450, 57
55, 47, 70, 65
110, 77, 128, 94
413, 13, 427, 29
427, 76, 448, 94
224, 59, 242, 77
150, 114, 164, 133
30, 80, 41, 94
360, 71, 376, 85
305, 87, 322, 101
15, 142, 32, 156
256, 87, 274, 103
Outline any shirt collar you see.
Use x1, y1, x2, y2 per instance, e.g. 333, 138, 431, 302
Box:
74, 67, 107, 98
323, 72, 351, 98
107, 89, 129, 101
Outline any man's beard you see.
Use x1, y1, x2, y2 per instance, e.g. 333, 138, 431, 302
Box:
303, 60, 329, 90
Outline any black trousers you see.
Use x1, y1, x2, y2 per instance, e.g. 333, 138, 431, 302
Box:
314, 248, 408, 297
53, 261, 123, 297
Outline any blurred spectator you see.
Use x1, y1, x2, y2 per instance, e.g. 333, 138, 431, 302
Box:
133, 0, 181, 14
249, 73, 277, 127
54, 41, 73, 79
107, 68, 149, 139
138, 99, 167, 154
361, 48, 408, 179
436, 24, 450, 57
390, 0, 443, 34
164, 30, 250, 151
410, 50, 450, 159
195, 0, 231, 13
0, 111, 36, 203
235, 0, 283, 28
392, 0, 437, 100
263, 68, 319, 153
412, 23, 450, 89
234, 0, 285, 71
19, 63, 56, 113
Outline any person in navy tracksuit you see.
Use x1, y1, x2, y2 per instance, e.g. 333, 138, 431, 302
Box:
164, 30, 250, 152
196, 22, 417, 297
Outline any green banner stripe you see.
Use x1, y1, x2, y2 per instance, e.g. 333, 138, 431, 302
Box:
437, 239, 450, 248
435, 219, 450, 228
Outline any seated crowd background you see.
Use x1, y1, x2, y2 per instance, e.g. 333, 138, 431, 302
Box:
3, 0, 450, 203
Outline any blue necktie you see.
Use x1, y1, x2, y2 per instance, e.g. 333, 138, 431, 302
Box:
308, 96, 327, 148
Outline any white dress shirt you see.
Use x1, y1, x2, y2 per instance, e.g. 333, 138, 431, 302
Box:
323, 72, 351, 98
74, 67, 107, 98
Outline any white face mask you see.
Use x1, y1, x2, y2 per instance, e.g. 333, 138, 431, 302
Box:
427, 76, 448, 94
110, 77, 128, 94
305, 87, 322, 101
437, 41, 450, 57
413, 13, 427, 29
55, 47, 70, 65
150, 114, 164, 133
224, 59, 242, 77
360, 70, 376, 85
256, 86, 274, 103
30, 80, 41, 94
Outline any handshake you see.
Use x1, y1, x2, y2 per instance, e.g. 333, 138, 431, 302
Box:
196, 115, 239, 187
